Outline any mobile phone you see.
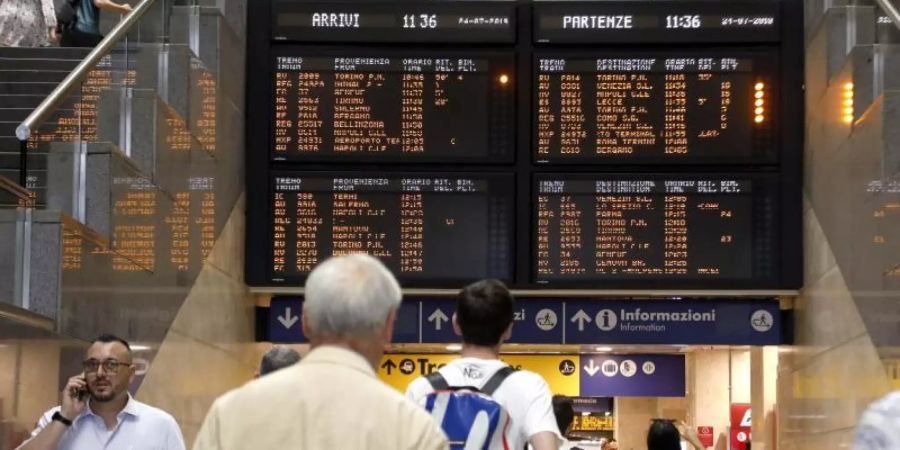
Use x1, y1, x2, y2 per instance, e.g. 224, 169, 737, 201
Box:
72, 373, 88, 400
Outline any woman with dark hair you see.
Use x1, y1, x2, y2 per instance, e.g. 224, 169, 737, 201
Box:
647, 419, 707, 450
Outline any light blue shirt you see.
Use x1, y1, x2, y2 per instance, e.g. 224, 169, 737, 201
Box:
19, 395, 186, 450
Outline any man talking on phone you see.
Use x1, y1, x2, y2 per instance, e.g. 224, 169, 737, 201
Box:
16, 334, 186, 450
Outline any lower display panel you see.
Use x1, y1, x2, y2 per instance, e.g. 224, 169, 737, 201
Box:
269, 171, 514, 285
533, 173, 779, 288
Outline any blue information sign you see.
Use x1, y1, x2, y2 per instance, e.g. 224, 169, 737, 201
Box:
565, 299, 780, 345
419, 298, 457, 343
509, 299, 565, 344
269, 297, 306, 343
268, 297, 782, 346
580, 354, 686, 397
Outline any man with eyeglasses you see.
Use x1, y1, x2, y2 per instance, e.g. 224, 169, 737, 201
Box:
15, 334, 186, 450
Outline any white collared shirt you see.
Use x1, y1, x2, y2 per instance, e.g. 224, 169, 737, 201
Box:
18, 395, 186, 450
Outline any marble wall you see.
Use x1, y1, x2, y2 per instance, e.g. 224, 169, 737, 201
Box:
777, 3, 900, 449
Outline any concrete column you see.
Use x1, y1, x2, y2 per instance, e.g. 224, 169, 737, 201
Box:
751, 347, 778, 450
687, 350, 735, 450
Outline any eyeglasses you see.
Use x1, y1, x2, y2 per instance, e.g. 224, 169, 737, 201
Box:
82, 359, 131, 374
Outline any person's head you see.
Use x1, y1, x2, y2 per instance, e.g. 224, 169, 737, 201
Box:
603, 438, 619, 450
301, 254, 402, 368
257, 346, 301, 377
453, 279, 514, 347
647, 419, 681, 450
552, 395, 574, 435
82, 334, 135, 403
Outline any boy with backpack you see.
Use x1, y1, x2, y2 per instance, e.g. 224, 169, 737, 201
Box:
405, 279, 562, 450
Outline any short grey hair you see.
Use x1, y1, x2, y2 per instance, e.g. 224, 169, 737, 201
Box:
303, 254, 402, 338
259, 346, 301, 376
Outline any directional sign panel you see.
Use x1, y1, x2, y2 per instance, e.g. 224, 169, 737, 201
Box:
393, 301, 421, 344
509, 299, 564, 344
420, 298, 457, 342
269, 297, 306, 343
268, 297, 781, 345
378, 353, 580, 395
269, 297, 420, 343
565, 299, 781, 345
580, 354, 685, 397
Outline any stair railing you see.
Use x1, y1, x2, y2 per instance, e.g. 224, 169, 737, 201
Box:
875, 0, 900, 31
14, 0, 158, 188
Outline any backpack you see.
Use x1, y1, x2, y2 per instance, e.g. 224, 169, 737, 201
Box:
56, 0, 81, 30
424, 366, 515, 450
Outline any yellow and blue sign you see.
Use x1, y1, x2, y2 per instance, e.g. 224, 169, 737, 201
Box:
377, 353, 684, 397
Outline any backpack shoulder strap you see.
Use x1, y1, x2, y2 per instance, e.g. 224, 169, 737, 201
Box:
480, 366, 515, 396
426, 371, 450, 391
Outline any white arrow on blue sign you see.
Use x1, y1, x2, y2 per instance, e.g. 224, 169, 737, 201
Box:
428, 309, 449, 331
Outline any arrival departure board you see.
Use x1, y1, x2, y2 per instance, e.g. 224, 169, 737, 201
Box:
272, 53, 515, 162
246, 0, 804, 289
273, 1, 516, 43
534, 53, 777, 163
533, 0, 781, 43
534, 174, 779, 285
270, 173, 513, 284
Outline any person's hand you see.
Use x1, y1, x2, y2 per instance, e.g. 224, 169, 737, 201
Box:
48, 27, 59, 43
679, 421, 706, 449
60, 374, 87, 420
119, 2, 133, 13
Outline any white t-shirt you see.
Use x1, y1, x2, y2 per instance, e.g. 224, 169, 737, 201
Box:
406, 357, 563, 450
853, 391, 900, 449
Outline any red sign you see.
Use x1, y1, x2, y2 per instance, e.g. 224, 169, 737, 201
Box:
730, 403, 752, 427
697, 426, 714, 448
730, 404, 752, 450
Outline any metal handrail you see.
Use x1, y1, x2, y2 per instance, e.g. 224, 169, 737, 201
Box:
876, 0, 900, 32
15, 0, 158, 185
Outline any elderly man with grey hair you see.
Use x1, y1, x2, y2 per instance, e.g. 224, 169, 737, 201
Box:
192, 254, 449, 450
256, 346, 301, 377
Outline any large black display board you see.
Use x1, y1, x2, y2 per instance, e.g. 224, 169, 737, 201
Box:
246, 0, 803, 290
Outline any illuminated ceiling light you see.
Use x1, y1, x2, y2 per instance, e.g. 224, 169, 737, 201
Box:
755, 99, 764, 107
754, 115, 765, 123
843, 90, 854, 99
755, 107, 765, 115
843, 99, 854, 107
844, 82, 854, 90
842, 115, 854, 124
595, 346, 613, 352
754, 82, 765, 90
843, 107, 854, 115
754, 91, 764, 99
499, 74, 509, 84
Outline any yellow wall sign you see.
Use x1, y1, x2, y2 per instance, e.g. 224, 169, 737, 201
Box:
378, 354, 580, 395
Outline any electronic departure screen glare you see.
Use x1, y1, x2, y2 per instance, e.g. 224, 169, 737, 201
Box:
272, 54, 515, 162
270, 173, 513, 283
535, 53, 777, 163
534, 174, 779, 284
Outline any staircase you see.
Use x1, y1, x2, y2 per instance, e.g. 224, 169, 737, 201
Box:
0, 2, 245, 348
0, 47, 91, 199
